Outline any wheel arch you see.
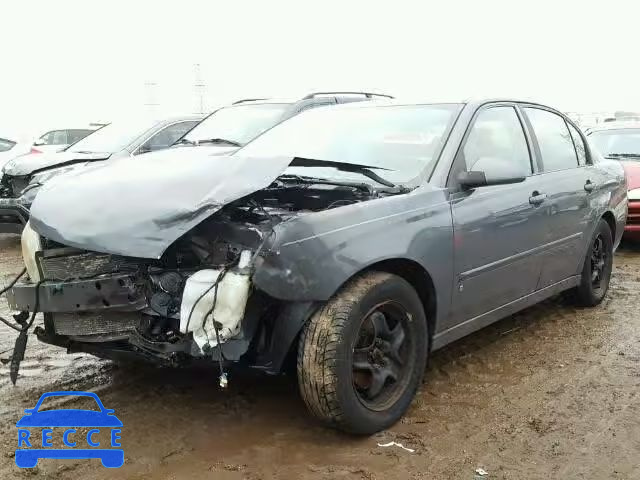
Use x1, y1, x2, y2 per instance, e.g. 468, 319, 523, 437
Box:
346, 257, 437, 348
258, 257, 438, 374
601, 210, 616, 240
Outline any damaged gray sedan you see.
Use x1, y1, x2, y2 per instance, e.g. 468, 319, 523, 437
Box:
7, 99, 627, 434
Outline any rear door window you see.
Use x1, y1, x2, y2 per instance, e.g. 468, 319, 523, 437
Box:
524, 108, 578, 171
462, 106, 532, 175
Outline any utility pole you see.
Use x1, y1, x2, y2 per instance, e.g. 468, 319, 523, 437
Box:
193, 63, 206, 114
144, 80, 160, 117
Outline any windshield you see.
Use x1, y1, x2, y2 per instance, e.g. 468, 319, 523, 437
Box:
67, 120, 154, 154
238, 104, 463, 184
589, 128, 640, 158
182, 103, 290, 146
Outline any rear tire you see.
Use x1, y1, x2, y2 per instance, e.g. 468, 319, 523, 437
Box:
297, 271, 428, 434
568, 219, 613, 307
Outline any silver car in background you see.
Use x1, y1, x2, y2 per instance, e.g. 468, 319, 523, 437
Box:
0, 115, 202, 233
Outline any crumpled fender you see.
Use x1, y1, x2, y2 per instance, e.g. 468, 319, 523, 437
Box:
253, 188, 454, 305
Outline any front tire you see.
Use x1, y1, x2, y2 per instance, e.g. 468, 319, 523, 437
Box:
297, 271, 428, 434
570, 219, 614, 306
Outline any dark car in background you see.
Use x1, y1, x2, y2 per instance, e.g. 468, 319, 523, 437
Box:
0, 115, 202, 233
9, 99, 626, 434
587, 122, 640, 239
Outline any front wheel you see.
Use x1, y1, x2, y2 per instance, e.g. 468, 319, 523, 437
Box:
297, 271, 428, 434
569, 219, 614, 307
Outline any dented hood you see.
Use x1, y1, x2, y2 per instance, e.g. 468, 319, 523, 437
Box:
29, 152, 293, 258
3, 151, 112, 176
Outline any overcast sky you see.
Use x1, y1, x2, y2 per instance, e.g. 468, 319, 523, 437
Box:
1, 0, 638, 138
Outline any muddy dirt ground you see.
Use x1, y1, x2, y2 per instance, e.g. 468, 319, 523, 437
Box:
0, 233, 638, 479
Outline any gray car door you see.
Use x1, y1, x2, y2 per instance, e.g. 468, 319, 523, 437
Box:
448, 105, 549, 325
521, 107, 593, 288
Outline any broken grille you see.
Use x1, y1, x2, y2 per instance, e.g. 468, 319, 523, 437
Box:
39, 251, 142, 281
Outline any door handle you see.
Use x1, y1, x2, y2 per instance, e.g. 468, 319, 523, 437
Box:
584, 180, 595, 192
529, 192, 547, 206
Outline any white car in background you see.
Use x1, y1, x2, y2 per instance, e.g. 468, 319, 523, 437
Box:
0, 136, 30, 167
0, 126, 102, 168
30, 127, 100, 154
0, 115, 202, 233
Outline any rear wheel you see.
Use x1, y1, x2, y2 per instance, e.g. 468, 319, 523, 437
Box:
569, 219, 613, 306
297, 271, 428, 434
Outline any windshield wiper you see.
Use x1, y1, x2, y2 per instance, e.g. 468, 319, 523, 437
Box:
605, 153, 640, 158
277, 174, 376, 194
173, 138, 195, 146
196, 138, 242, 147
289, 157, 404, 189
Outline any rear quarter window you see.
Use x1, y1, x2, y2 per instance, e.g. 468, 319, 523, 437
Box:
524, 108, 578, 172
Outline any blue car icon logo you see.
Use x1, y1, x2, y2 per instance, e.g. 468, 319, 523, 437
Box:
15, 391, 123, 468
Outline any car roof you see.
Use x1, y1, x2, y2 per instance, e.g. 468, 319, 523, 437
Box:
228, 98, 298, 105
155, 114, 206, 124
287, 97, 564, 111
586, 121, 640, 133
228, 92, 394, 107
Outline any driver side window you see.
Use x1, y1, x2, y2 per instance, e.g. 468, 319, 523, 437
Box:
463, 106, 532, 175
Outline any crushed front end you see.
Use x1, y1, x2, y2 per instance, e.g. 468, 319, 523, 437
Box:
7, 154, 383, 378
7, 206, 285, 368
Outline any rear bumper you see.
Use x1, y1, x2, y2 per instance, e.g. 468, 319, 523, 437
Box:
0, 197, 30, 233
624, 200, 640, 238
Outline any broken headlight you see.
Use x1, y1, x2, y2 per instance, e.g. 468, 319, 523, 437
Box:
21, 221, 42, 282
20, 165, 83, 203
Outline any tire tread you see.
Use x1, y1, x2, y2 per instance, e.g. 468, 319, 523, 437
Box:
297, 272, 394, 429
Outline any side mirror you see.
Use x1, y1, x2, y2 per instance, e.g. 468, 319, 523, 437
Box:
458, 156, 527, 189
33, 139, 45, 147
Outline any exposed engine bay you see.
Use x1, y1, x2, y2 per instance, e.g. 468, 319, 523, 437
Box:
6, 180, 380, 377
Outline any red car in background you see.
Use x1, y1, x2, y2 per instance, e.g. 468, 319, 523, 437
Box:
588, 122, 640, 240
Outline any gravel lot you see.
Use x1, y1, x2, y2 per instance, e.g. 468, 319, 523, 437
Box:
0, 233, 638, 479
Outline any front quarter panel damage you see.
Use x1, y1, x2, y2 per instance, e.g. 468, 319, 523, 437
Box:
253, 187, 454, 332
